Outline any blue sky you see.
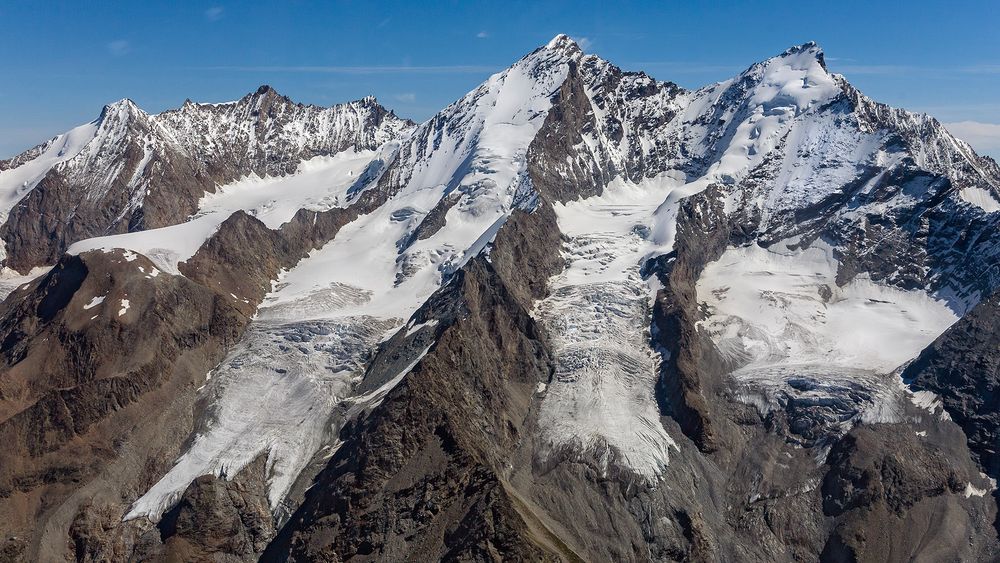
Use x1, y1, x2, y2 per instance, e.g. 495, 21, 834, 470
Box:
2, 0, 999, 158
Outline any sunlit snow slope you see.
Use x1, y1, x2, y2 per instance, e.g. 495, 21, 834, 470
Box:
14, 35, 997, 522
125, 37, 576, 521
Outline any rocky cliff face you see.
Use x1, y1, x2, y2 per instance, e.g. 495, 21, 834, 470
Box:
2, 35, 1000, 562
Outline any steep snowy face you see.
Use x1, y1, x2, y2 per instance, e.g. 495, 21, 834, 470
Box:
662, 43, 1000, 313
675, 42, 844, 182
0, 122, 98, 234
261, 36, 577, 319
60, 100, 163, 203
0, 89, 410, 273
124, 38, 580, 522
0, 98, 163, 242
153, 87, 409, 178
681, 45, 1000, 448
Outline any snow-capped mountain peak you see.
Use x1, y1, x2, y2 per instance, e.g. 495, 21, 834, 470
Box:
7, 34, 1000, 562
99, 97, 145, 119
544, 33, 584, 54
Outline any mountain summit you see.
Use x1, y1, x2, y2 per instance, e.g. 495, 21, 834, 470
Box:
2, 36, 1000, 562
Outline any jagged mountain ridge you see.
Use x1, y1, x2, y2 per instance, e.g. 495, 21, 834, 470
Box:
2, 35, 1000, 562
0, 87, 410, 272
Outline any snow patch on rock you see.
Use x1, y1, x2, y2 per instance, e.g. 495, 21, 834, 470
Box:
697, 243, 957, 374
959, 186, 1000, 213
83, 295, 106, 310
67, 151, 375, 274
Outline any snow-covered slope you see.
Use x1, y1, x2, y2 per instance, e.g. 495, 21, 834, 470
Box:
124, 36, 579, 521
68, 150, 377, 274
0, 122, 98, 229
0, 87, 410, 273
9, 36, 1000, 540
111, 36, 1000, 517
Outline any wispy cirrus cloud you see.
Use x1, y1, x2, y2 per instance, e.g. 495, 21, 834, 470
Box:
828, 64, 918, 75
476, 31, 489, 39
205, 6, 224, 22
572, 36, 592, 50
827, 62, 1000, 76
107, 40, 131, 56
960, 64, 1000, 74
944, 121, 1000, 159
626, 60, 1000, 79
624, 61, 744, 74
393, 93, 416, 103
200, 64, 498, 75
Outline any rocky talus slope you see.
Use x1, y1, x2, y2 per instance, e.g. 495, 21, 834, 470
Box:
2, 36, 1000, 562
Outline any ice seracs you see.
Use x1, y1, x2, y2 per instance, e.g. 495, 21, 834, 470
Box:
126, 35, 582, 522
124, 315, 398, 521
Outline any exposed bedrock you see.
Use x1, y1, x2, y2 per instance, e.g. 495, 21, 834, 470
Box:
0, 182, 393, 561
265, 202, 566, 561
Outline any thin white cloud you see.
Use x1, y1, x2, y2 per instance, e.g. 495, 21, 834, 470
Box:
205, 6, 224, 21
393, 93, 416, 103
913, 103, 1000, 122
107, 40, 131, 56
960, 64, 1000, 74
202, 65, 497, 75
476, 31, 489, 39
830, 64, 917, 75
945, 121, 1000, 159
572, 36, 592, 51
826, 62, 1000, 76
625, 61, 743, 74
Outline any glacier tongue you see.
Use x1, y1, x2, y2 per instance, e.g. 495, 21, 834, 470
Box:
535, 175, 686, 479
696, 242, 960, 444
124, 315, 398, 522
535, 233, 677, 479
125, 36, 579, 522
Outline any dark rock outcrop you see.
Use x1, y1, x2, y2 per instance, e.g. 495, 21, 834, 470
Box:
904, 290, 1000, 477
265, 201, 565, 561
